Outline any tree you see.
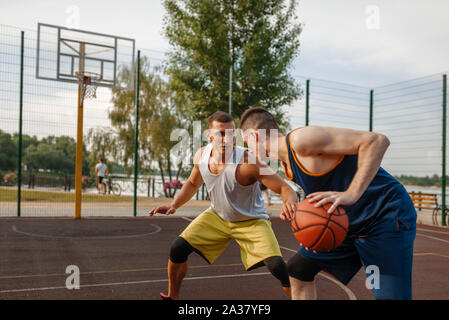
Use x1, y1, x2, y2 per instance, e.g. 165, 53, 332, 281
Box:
23, 136, 90, 175
109, 57, 188, 197
0, 130, 17, 171
163, 0, 302, 127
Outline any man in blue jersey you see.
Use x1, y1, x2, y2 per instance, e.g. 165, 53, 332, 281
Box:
239, 107, 417, 300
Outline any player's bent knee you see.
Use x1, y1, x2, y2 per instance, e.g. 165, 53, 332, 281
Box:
287, 253, 321, 282
169, 237, 194, 264
263, 256, 290, 287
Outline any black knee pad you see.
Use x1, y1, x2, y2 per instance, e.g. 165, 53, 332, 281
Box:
287, 254, 321, 282
263, 256, 290, 288
169, 237, 194, 263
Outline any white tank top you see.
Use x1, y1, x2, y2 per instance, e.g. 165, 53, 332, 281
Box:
198, 143, 268, 222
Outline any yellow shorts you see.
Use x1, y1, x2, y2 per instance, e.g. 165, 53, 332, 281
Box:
180, 209, 282, 270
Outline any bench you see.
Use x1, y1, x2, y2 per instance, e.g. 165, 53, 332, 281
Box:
408, 192, 448, 225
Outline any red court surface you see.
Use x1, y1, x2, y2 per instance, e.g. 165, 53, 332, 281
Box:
0, 216, 448, 300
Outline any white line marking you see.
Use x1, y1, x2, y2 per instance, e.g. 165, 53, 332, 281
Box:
11, 224, 162, 240
416, 227, 449, 235
279, 245, 357, 300
0, 272, 275, 294
181, 216, 193, 222
416, 233, 449, 244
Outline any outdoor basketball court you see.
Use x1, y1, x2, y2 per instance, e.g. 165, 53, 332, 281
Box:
1, 4, 448, 307
0, 209, 448, 300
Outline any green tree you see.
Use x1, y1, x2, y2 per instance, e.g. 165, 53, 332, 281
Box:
12, 133, 39, 153
0, 130, 17, 171
109, 57, 188, 197
23, 136, 90, 175
163, 0, 302, 127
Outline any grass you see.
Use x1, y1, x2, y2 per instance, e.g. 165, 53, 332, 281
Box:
0, 187, 134, 202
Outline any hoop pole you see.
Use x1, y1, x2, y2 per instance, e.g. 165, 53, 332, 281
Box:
133, 50, 141, 217
74, 43, 86, 219
17, 31, 24, 217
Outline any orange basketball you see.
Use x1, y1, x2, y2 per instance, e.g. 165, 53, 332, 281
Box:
291, 199, 349, 251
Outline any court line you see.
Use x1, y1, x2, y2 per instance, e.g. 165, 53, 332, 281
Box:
416, 232, 449, 244
11, 224, 162, 240
0, 263, 243, 280
414, 252, 449, 259
279, 246, 357, 300
416, 227, 449, 235
0, 272, 279, 294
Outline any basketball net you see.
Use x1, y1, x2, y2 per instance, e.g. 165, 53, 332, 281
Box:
76, 71, 102, 101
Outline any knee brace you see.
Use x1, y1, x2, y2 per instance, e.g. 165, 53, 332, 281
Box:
263, 256, 290, 288
169, 237, 194, 263
287, 253, 321, 282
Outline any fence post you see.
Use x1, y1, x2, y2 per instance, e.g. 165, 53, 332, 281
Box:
17, 31, 24, 217
152, 178, 155, 198
442, 74, 447, 226
133, 50, 141, 217
305, 79, 310, 126
369, 89, 374, 132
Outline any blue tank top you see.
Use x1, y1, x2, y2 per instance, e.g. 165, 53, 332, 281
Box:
284, 128, 412, 236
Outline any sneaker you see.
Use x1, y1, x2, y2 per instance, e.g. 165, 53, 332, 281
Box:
160, 292, 173, 300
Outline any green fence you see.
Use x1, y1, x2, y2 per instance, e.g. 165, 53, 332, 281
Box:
0, 24, 447, 225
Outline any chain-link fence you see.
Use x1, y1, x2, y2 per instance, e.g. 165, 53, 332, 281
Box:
1, 24, 447, 225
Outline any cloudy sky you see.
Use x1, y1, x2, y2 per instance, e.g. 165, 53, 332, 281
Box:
1, 0, 448, 86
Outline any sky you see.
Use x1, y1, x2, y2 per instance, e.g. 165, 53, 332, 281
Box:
0, 0, 448, 178
0, 0, 448, 87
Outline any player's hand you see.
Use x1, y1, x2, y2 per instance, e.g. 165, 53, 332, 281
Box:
280, 201, 296, 221
306, 191, 358, 214
149, 206, 176, 216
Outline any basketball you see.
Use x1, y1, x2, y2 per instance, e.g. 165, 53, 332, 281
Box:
291, 199, 349, 252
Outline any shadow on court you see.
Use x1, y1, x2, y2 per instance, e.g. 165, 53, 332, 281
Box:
0, 216, 448, 300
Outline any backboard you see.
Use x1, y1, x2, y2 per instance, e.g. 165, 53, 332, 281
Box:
36, 23, 135, 91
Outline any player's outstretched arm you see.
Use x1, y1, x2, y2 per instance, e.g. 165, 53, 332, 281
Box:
149, 148, 205, 216
238, 152, 297, 221
290, 126, 390, 213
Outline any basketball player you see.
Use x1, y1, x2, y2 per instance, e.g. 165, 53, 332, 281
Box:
239, 107, 417, 300
149, 111, 298, 300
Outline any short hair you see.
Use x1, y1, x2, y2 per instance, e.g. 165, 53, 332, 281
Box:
207, 111, 234, 128
99, 157, 104, 162
239, 107, 279, 131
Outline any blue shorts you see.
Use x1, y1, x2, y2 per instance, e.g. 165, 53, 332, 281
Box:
299, 199, 417, 300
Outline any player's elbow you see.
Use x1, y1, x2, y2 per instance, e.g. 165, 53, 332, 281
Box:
376, 133, 390, 150
366, 132, 389, 149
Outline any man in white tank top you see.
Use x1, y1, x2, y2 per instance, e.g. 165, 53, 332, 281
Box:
149, 111, 298, 300
95, 158, 108, 194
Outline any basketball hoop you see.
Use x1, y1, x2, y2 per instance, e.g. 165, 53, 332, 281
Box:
76, 71, 102, 100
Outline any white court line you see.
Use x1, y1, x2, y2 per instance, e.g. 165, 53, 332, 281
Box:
0, 272, 272, 294
11, 224, 162, 240
279, 246, 357, 300
416, 233, 449, 244
416, 227, 449, 235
